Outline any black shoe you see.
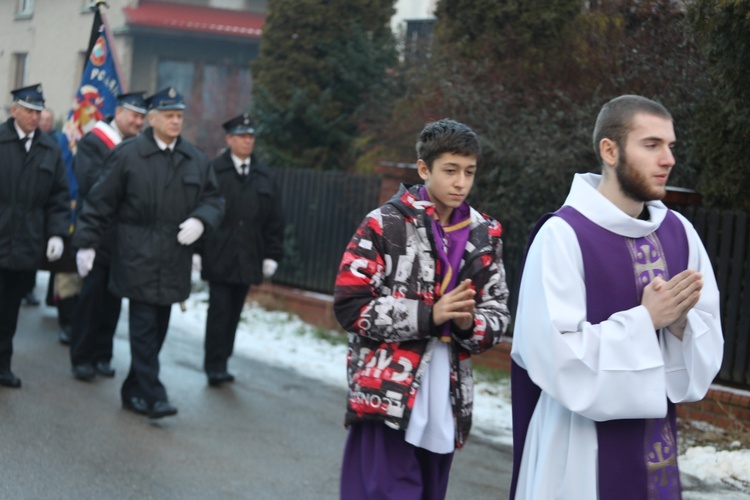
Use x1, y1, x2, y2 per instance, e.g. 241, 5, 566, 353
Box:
207, 371, 235, 387
149, 400, 178, 419
58, 327, 71, 346
94, 361, 115, 378
122, 396, 149, 415
72, 364, 96, 381
24, 292, 40, 306
0, 370, 21, 388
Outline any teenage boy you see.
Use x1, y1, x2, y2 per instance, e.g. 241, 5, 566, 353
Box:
334, 118, 511, 499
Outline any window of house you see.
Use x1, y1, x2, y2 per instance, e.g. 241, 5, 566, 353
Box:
75, 51, 88, 88
244, 0, 268, 12
157, 60, 197, 103
404, 19, 435, 64
157, 58, 253, 154
15, 0, 34, 18
209, 0, 243, 9
202, 64, 232, 123
12, 53, 28, 89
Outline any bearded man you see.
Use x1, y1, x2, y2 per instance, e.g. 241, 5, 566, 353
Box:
510, 95, 724, 500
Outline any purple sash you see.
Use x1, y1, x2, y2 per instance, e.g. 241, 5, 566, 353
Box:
419, 187, 471, 341
510, 205, 688, 500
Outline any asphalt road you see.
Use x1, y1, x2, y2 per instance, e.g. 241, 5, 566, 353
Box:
0, 295, 512, 499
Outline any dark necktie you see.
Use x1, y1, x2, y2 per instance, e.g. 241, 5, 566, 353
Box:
165, 148, 175, 166
158, 149, 173, 189
20, 136, 30, 154
240, 163, 248, 177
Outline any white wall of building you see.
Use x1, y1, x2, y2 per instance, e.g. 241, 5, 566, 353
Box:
2, 0, 433, 122
0, 0, 132, 122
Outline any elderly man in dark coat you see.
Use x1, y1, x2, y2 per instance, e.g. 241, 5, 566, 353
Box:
0, 84, 69, 388
197, 113, 284, 387
73, 87, 225, 418
69, 91, 147, 382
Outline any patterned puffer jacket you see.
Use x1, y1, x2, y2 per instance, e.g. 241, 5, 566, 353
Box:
333, 184, 511, 448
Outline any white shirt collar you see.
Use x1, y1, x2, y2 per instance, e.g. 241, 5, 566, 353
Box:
14, 121, 35, 142
110, 119, 125, 140
231, 153, 251, 175
154, 134, 175, 152
564, 173, 668, 238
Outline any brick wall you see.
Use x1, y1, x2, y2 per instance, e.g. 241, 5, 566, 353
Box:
678, 386, 750, 430
248, 282, 750, 431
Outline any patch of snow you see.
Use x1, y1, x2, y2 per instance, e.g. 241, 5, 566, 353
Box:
169, 279, 750, 497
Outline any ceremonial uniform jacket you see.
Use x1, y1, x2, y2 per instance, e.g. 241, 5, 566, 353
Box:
200, 150, 284, 285
333, 184, 510, 448
73, 119, 122, 265
73, 128, 225, 305
0, 118, 69, 271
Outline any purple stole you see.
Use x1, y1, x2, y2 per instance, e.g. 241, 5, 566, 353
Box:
419, 187, 471, 342
510, 205, 688, 500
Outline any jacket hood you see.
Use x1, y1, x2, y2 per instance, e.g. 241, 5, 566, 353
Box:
386, 184, 432, 220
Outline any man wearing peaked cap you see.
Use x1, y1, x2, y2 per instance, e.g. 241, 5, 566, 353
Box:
12, 84, 46, 110
195, 113, 284, 387
0, 84, 70, 388
222, 113, 255, 135
117, 92, 148, 114
69, 91, 148, 382
73, 86, 225, 418
145, 86, 186, 111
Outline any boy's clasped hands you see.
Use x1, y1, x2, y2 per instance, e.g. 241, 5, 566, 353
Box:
432, 279, 476, 332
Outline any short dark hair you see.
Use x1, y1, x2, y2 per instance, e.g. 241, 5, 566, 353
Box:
592, 95, 672, 166
416, 119, 481, 169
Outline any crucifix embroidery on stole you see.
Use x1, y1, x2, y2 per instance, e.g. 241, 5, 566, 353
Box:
626, 232, 681, 498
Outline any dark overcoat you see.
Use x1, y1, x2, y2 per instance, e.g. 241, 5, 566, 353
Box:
73, 128, 225, 305
200, 150, 284, 285
0, 117, 70, 271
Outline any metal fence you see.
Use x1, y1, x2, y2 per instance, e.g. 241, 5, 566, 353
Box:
677, 207, 750, 388
269, 166, 750, 389
504, 207, 750, 389
272, 167, 382, 294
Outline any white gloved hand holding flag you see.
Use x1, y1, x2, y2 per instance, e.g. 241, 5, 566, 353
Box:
46, 236, 64, 262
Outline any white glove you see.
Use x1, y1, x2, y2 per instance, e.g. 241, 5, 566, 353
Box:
46, 236, 64, 262
177, 217, 204, 246
262, 259, 278, 279
76, 248, 96, 278
192, 254, 202, 272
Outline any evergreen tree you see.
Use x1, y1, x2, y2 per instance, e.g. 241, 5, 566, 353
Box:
251, 0, 397, 170
689, 0, 750, 211
359, 0, 710, 307
434, 0, 581, 74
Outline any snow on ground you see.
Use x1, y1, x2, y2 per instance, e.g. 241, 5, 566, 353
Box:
170, 280, 750, 497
